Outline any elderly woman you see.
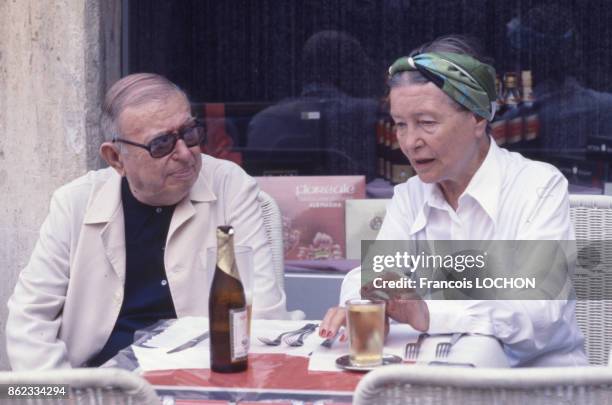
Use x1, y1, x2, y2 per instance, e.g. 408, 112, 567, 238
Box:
320, 35, 587, 367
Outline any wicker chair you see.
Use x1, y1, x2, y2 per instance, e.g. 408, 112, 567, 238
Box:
569, 194, 612, 365
257, 190, 306, 320
353, 364, 612, 405
0, 368, 161, 404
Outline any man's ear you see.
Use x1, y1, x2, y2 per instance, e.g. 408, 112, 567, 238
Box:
100, 142, 125, 176
473, 115, 488, 139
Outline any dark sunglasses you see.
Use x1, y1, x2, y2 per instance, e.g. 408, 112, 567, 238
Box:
113, 119, 207, 158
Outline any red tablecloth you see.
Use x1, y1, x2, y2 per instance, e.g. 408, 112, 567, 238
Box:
144, 353, 363, 404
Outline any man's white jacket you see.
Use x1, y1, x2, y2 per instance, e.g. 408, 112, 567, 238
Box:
7, 154, 287, 370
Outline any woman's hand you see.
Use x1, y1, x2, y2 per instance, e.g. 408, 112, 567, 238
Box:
320, 306, 348, 341
386, 296, 429, 332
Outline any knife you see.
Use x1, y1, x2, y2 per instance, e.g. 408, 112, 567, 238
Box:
166, 331, 210, 354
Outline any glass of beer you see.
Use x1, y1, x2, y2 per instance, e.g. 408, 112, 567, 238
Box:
346, 299, 386, 367
206, 246, 254, 333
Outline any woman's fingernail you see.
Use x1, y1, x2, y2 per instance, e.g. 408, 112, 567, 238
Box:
320, 329, 326, 337
327, 330, 333, 337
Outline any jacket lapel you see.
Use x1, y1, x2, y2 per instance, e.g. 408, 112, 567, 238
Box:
84, 171, 126, 282
167, 168, 217, 242
100, 214, 126, 282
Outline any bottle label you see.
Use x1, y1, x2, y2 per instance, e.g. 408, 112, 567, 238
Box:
229, 307, 249, 361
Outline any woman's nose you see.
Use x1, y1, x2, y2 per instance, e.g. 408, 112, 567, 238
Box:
398, 129, 420, 151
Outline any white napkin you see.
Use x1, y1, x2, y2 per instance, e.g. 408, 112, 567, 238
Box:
132, 316, 211, 371
132, 318, 329, 371
308, 325, 509, 372
133, 344, 211, 371
142, 316, 209, 349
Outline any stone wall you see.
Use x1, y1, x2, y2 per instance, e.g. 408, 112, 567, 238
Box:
0, 0, 120, 370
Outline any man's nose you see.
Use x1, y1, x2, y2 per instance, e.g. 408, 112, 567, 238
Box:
172, 138, 193, 160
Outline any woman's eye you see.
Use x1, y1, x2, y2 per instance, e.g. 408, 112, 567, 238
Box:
419, 120, 436, 126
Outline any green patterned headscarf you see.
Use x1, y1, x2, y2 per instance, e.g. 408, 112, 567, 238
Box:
388, 52, 497, 121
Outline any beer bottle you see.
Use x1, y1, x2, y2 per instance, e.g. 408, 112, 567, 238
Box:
209, 226, 249, 373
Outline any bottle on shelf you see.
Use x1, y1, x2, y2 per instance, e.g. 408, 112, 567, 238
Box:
521, 70, 540, 142
503, 72, 523, 145
389, 124, 414, 185
209, 225, 249, 373
491, 74, 507, 146
384, 121, 393, 182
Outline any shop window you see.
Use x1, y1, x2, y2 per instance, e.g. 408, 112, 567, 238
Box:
127, 0, 612, 193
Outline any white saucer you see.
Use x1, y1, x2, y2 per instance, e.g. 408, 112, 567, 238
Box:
335, 354, 402, 372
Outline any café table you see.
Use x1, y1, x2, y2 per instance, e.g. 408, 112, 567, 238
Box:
104, 317, 508, 404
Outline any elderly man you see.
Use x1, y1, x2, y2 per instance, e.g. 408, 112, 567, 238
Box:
320, 35, 587, 367
6, 73, 287, 370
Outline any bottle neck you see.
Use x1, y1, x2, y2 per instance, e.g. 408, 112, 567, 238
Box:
216, 227, 238, 279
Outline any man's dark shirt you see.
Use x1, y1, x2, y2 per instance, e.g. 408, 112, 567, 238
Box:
88, 177, 177, 366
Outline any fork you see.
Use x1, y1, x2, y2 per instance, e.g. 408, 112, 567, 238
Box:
404, 333, 429, 360
284, 324, 318, 347
258, 323, 318, 346
320, 325, 345, 348
320, 333, 340, 348
435, 333, 464, 358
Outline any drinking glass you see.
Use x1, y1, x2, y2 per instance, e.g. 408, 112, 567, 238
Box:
346, 299, 385, 367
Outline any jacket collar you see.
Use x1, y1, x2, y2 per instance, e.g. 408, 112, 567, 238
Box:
84, 163, 216, 225
83, 170, 123, 225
